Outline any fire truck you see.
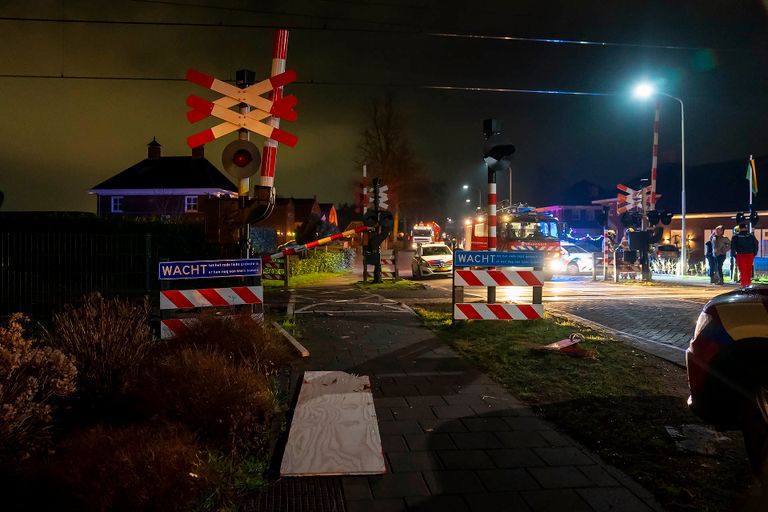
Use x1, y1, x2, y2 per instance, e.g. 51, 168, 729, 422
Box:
410, 221, 441, 249
463, 204, 562, 275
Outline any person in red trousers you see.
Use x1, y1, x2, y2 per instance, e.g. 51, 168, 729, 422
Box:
731, 222, 759, 287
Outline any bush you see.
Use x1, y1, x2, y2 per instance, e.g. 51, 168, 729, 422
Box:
290, 248, 356, 276
0, 314, 76, 465
46, 422, 209, 512
133, 348, 276, 453
49, 293, 153, 403
164, 313, 294, 374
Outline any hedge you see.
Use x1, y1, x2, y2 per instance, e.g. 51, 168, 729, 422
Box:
289, 249, 355, 277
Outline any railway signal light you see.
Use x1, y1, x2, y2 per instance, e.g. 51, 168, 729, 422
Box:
222, 139, 261, 179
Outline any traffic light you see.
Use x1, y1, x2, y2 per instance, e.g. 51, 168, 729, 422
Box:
620, 211, 642, 228
750, 210, 760, 227
222, 140, 261, 179
482, 120, 515, 172
646, 210, 660, 226
379, 211, 394, 229
660, 211, 673, 225
483, 144, 516, 172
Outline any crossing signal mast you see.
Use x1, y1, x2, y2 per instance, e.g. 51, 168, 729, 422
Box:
184, 30, 299, 247
363, 178, 394, 283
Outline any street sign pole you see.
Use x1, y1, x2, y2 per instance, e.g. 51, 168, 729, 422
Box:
487, 165, 496, 304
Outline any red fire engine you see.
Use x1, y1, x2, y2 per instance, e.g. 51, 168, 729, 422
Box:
463, 205, 562, 273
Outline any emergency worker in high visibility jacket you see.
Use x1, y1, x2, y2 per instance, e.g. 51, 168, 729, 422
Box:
731, 223, 759, 287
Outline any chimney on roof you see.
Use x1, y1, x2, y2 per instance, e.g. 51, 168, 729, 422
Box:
191, 145, 204, 159
147, 137, 162, 160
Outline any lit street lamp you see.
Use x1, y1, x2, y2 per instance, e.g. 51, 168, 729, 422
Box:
633, 82, 686, 276
462, 184, 481, 209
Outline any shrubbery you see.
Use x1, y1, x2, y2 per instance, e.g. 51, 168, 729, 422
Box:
46, 422, 209, 512
49, 293, 153, 405
1, 296, 294, 510
0, 314, 76, 464
290, 248, 355, 276
133, 348, 274, 452
163, 313, 293, 375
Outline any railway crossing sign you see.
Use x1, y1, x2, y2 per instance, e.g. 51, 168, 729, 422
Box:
616, 184, 649, 214
185, 68, 299, 149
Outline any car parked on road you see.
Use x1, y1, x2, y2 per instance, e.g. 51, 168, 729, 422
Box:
555, 242, 598, 275
685, 285, 768, 482
411, 243, 453, 279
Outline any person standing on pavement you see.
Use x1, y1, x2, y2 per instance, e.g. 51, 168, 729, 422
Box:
705, 240, 717, 283
731, 222, 759, 287
709, 225, 731, 284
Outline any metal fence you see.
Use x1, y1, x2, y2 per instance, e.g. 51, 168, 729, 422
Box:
0, 231, 152, 318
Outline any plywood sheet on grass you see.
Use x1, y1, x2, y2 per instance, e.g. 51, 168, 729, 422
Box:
280, 371, 386, 476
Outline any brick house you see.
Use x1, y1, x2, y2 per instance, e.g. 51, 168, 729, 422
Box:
89, 138, 237, 218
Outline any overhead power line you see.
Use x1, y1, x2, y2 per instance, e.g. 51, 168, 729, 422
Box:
0, 15, 744, 52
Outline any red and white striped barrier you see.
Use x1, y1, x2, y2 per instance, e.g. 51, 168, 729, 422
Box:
160, 286, 263, 310
263, 225, 370, 263
262, 261, 287, 280
161, 313, 264, 340
454, 303, 544, 321
455, 269, 544, 287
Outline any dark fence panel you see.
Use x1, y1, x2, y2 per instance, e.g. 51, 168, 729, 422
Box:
1, 231, 151, 318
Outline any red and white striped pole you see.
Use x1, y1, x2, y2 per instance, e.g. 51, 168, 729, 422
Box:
262, 225, 370, 263
487, 166, 497, 303
259, 29, 289, 189
650, 99, 660, 210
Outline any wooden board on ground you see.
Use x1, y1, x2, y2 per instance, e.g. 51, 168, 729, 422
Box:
280, 371, 386, 476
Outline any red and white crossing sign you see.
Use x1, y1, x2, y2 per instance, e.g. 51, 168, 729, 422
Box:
616, 183, 652, 214
185, 68, 299, 149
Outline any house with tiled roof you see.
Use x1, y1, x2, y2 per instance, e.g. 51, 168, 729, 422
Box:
89, 138, 237, 217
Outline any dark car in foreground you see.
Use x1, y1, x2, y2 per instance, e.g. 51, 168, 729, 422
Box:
686, 285, 768, 481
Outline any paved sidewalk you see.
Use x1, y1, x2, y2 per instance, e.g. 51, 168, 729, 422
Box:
289, 285, 663, 512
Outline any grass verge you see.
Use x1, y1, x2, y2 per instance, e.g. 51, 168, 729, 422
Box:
414, 304, 755, 512
354, 279, 426, 290
263, 272, 349, 288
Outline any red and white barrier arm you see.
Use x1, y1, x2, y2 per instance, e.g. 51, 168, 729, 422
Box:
263, 225, 371, 263
650, 100, 660, 209
260, 29, 289, 188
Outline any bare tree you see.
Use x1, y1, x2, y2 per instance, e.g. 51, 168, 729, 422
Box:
356, 94, 428, 237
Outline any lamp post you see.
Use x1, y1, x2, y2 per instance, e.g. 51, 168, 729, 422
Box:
462, 184, 481, 209
633, 83, 686, 276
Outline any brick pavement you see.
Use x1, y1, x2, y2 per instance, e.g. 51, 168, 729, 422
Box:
545, 298, 704, 365
289, 286, 663, 512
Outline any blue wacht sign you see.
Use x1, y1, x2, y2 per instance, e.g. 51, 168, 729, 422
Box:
158, 258, 262, 280
453, 250, 545, 268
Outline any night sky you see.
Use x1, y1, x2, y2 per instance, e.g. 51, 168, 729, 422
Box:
1, 0, 767, 217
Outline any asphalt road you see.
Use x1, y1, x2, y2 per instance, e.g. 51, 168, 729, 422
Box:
393, 249, 731, 366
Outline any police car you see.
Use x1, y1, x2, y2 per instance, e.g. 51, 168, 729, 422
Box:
411, 243, 453, 279
686, 285, 768, 480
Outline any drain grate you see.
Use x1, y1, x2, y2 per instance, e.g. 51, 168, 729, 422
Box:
245, 476, 346, 512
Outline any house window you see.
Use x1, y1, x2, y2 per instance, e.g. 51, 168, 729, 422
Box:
570, 209, 582, 221
586, 209, 595, 221
184, 196, 198, 212
111, 196, 124, 213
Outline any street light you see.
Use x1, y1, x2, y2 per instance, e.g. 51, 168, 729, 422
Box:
633, 82, 686, 276
462, 184, 481, 208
